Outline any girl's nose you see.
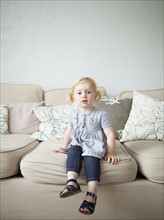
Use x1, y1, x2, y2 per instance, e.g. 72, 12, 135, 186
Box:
82, 92, 86, 97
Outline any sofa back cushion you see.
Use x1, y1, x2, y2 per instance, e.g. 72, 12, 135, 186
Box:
44, 87, 107, 106
0, 83, 43, 103
0, 84, 44, 135
119, 88, 164, 101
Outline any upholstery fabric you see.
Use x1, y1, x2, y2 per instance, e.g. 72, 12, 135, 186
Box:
123, 140, 164, 183
44, 87, 107, 106
0, 134, 39, 178
1, 176, 163, 220
20, 140, 138, 184
119, 88, 164, 100
0, 83, 43, 103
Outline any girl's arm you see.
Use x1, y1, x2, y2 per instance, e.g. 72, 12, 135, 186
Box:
62, 125, 73, 149
103, 127, 119, 164
52, 125, 72, 153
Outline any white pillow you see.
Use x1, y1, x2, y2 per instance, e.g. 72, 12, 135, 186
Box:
31, 104, 74, 141
120, 91, 164, 142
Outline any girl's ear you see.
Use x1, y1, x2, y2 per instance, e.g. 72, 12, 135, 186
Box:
95, 91, 100, 101
70, 92, 75, 102
67, 92, 74, 103
72, 94, 75, 102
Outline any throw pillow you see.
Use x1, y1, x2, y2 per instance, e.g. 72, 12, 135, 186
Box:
0, 105, 9, 134
8, 102, 44, 134
120, 91, 164, 142
31, 104, 74, 141
95, 97, 132, 139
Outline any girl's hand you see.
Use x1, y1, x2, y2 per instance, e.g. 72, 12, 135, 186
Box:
51, 148, 66, 153
103, 154, 120, 165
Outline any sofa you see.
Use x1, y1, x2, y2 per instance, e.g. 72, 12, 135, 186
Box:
0, 83, 163, 220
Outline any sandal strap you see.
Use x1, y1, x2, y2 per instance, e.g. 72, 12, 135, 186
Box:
86, 191, 97, 199
65, 184, 78, 192
66, 179, 81, 191
79, 200, 95, 214
66, 179, 77, 184
60, 182, 81, 198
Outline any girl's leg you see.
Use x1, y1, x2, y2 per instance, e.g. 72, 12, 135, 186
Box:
83, 156, 100, 183
86, 180, 98, 200
60, 145, 82, 197
79, 156, 100, 214
66, 145, 83, 176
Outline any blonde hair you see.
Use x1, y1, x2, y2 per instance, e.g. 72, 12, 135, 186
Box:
67, 77, 102, 103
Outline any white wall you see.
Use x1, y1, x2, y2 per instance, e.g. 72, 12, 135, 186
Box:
1, 0, 163, 96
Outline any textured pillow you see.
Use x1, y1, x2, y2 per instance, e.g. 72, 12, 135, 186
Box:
120, 91, 164, 142
95, 98, 132, 139
31, 104, 74, 141
8, 102, 44, 134
0, 105, 9, 134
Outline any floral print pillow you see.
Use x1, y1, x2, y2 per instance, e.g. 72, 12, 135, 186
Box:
31, 104, 74, 141
120, 91, 164, 142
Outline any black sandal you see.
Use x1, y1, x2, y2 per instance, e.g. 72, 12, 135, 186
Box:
79, 192, 97, 215
59, 179, 81, 198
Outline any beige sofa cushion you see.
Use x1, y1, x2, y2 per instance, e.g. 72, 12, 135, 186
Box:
0, 134, 39, 178
119, 88, 164, 101
20, 140, 137, 184
0, 83, 43, 103
123, 140, 164, 183
44, 87, 107, 106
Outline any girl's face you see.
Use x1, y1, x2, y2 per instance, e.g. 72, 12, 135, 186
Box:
73, 82, 96, 110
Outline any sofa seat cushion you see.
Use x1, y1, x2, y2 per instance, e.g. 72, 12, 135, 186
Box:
0, 134, 39, 178
20, 140, 137, 184
123, 141, 164, 183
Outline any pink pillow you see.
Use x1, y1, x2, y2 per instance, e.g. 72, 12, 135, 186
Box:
8, 102, 44, 134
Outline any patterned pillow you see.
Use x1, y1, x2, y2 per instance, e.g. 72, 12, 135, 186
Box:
120, 91, 164, 142
0, 105, 9, 134
31, 104, 74, 141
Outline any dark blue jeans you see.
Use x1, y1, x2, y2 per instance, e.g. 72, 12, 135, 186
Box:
66, 145, 101, 182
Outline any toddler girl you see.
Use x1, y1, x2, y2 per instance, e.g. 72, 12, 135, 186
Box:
52, 77, 119, 215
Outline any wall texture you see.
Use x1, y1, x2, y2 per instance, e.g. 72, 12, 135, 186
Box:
1, 0, 163, 96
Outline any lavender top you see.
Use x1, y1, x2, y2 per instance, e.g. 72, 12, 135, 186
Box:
68, 107, 112, 159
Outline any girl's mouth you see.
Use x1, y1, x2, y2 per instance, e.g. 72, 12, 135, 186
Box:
81, 100, 87, 104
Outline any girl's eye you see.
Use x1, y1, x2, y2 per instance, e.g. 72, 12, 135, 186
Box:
78, 92, 81, 95
87, 91, 91, 94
